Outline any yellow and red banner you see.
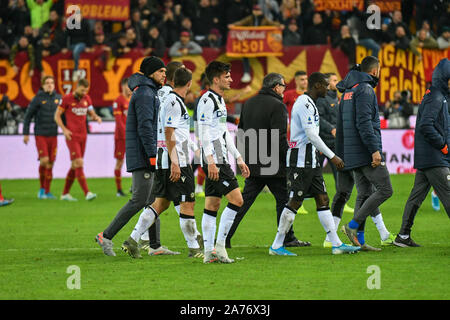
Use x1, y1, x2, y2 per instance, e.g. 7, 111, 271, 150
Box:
314, 0, 401, 13
357, 45, 450, 105
65, 0, 129, 21
226, 26, 283, 58
0, 46, 348, 108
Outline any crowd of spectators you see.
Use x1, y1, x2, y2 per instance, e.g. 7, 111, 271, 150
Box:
0, 0, 449, 129
1, 0, 449, 68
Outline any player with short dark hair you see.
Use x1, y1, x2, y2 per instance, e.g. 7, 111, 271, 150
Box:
197, 61, 250, 263
23, 75, 62, 199
54, 78, 102, 201
270, 72, 360, 256
121, 67, 204, 259
113, 77, 131, 197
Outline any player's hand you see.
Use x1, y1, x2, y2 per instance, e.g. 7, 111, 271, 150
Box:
237, 157, 250, 178
371, 151, 382, 167
169, 162, 181, 182
331, 128, 336, 137
208, 163, 219, 181
330, 155, 344, 170
96, 116, 102, 124
23, 135, 29, 145
63, 129, 72, 141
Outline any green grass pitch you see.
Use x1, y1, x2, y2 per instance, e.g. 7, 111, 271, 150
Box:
0, 174, 449, 300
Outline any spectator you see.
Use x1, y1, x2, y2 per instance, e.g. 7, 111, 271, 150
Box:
23, 25, 40, 47
26, 0, 53, 30
62, 16, 92, 81
384, 90, 414, 129
303, 12, 328, 45
437, 27, 450, 50
258, 0, 280, 22
0, 37, 10, 59
193, 0, 219, 41
136, 0, 160, 26
130, 9, 145, 43
283, 19, 301, 46
125, 27, 143, 49
0, 95, 14, 134
9, 35, 35, 78
387, 10, 410, 38
90, 30, 111, 71
179, 16, 195, 39
199, 28, 222, 48
229, 4, 282, 83
352, 2, 381, 58
410, 28, 439, 57
379, 17, 394, 45
417, 20, 437, 39
41, 9, 65, 48
168, 31, 203, 57
393, 25, 411, 51
35, 32, 60, 72
332, 25, 356, 67
143, 26, 166, 57
224, 0, 252, 28
111, 32, 131, 58
159, 0, 182, 46
6, 0, 30, 44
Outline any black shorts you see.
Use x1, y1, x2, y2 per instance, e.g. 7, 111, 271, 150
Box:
152, 166, 195, 202
202, 163, 239, 197
287, 167, 327, 201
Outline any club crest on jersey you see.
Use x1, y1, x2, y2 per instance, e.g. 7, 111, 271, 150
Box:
216, 111, 223, 117
183, 113, 189, 120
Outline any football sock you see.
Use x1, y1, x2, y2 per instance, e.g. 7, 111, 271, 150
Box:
326, 216, 341, 242
357, 231, 365, 245
44, 167, 53, 194
63, 168, 76, 195
216, 203, 240, 247
371, 213, 390, 241
39, 165, 45, 189
348, 219, 359, 229
75, 167, 89, 195
179, 213, 199, 249
317, 208, 342, 247
131, 206, 158, 242
114, 169, 122, 191
202, 209, 217, 252
272, 206, 296, 250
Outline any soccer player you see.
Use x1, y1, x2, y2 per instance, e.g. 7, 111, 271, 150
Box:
283, 70, 308, 121
113, 77, 131, 197
121, 67, 203, 259
0, 182, 14, 207
137, 61, 200, 254
197, 61, 250, 263
394, 58, 450, 247
23, 75, 62, 199
269, 72, 360, 256
54, 78, 102, 201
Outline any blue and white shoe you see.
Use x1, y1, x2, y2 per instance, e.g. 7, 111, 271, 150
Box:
431, 191, 440, 211
332, 243, 361, 255
37, 188, 46, 199
45, 192, 57, 200
0, 198, 14, 207
269, 246, 297, 256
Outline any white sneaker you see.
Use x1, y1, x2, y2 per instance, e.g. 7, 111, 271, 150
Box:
215, 244, 235, 263
85, 192, 97, 201
60, 193, 78, 201
241, 72, 251, 83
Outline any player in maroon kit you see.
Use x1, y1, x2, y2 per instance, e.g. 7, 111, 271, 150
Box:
54, 79, 102, 201
113, 78, 131, 197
